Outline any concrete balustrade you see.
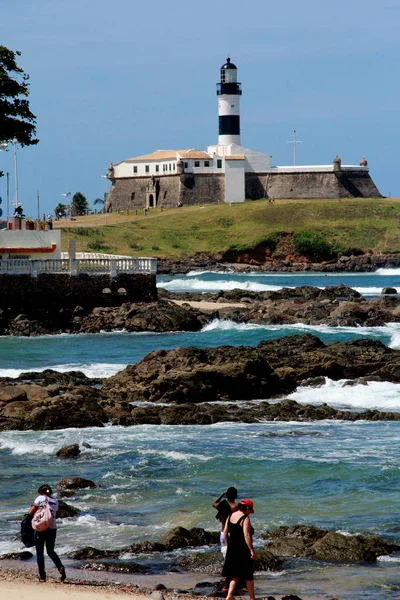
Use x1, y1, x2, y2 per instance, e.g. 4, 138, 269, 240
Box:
0, 257, 157, 277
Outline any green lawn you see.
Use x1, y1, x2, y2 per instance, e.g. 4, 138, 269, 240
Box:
59, 198, 400, 258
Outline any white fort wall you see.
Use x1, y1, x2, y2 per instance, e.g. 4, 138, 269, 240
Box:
225, 159, 245, 203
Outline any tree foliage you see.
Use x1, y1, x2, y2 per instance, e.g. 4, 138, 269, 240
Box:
72, 192, 89, 216
54, 203, 67, 218
0, 46, 38, 147
293, 230, 335, 260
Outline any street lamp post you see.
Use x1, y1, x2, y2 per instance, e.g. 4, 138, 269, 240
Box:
101, 175, 108, 224
0, 143, 8, 221
12, 138, 19, 210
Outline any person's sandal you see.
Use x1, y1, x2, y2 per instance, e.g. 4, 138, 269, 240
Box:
59, 566, 66, 582
38, 577, 46, 583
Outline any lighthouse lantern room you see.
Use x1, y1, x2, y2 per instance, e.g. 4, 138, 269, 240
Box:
217, 57, 242, 146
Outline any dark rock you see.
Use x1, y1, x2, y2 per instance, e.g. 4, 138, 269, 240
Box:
382, 287, 397, 294
78, 561, 149, 573
253, 548, 285, 571
177, 552, 222, 575
305, 531, 399, 562
57, 477, 96, 490
67, 546, 120, 560
265, 524, 400, 563
0, 551, 33, 560
154, 584, 167, 591
14, 369, 99, 387
56, 443, 81, 458
56, 500, 81, 518
158, 526, 219, 550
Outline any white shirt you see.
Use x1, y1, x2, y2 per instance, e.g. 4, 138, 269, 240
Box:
34, 495, 59, 529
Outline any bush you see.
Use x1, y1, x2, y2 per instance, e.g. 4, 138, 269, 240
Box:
293, 231, 335, 260
87, 239, 111, 252
129, 241, 143, 250
74, 228, 102, 237
217, 216, 234, 227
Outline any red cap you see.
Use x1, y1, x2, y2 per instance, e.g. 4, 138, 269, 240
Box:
240, 499, 254, 513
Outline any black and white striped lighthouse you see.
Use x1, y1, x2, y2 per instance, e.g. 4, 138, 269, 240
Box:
217, 57, 242, 146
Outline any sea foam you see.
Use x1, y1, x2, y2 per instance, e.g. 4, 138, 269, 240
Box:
289, 378, 400, 411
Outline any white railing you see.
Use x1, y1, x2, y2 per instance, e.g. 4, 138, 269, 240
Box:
0, 257, 157, 276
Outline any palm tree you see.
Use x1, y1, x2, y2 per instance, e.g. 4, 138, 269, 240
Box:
93, 197, 105, 213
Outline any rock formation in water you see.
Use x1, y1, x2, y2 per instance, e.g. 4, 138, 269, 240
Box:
1, 334, 400, 429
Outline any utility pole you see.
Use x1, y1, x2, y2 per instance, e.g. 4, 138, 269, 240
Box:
37, 190, 40, 220
12, 138, 19, 209
287, 130, 303, 166
6, 172, 9, 220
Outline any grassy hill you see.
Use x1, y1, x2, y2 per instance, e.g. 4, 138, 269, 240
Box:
55, 198, 400, 259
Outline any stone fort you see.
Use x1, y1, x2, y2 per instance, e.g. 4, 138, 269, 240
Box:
107, 58, 381, 211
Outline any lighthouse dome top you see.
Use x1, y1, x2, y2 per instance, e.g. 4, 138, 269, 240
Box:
221, 57, 237, 70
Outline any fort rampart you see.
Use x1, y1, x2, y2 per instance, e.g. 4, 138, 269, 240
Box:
108, 168, 380, 211
108, 174, 225, 211
246, 170, 381, 200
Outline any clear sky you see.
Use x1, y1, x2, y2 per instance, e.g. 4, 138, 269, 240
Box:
1, 0, 400, 216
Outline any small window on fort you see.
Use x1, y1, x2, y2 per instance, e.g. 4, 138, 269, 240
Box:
194, 161, 200, 167
131, 192, 135, 201
217, 159, 222, 168
184, 162, 188, 168
164, 191, 167, 199
156, 165, 159, 172
133, 166, 138, 173
145, 165, 149, 173
204, 161, 210, 167
173, 163, 176, 170
169, 164, 171, 171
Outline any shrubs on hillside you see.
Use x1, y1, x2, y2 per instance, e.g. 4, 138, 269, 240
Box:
293, 230, 363, 261
293, 231, 334, 260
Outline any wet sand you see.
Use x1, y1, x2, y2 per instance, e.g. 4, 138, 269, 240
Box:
171, 300, 246, 312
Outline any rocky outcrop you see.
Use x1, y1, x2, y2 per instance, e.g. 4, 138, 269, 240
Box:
161, 285, 400, 328
56, 443, 81, 458
0, 383, 107, 430
57, 477, 96, 490
3, 335, 400, 430
56, 500, 81, 518
0, 300, 210, 337
264, 525, 400, 563
157, 252, 400, 275
78, 561, 149, 573
103, 334, 400, 404
76, 300, 209, 334
68, 527, 220, 561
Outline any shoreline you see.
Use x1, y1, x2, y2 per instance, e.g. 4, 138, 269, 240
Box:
156, 254, 400, 275
0, 560, 344, 600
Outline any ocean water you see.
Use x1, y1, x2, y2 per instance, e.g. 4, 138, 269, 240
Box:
1, 269, 400, 599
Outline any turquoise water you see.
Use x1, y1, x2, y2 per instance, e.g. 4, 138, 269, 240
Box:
1, 269, 400, 598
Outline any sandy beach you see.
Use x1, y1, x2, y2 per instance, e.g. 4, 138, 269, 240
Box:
0, 562, 331, 600
171, 300, 246, 311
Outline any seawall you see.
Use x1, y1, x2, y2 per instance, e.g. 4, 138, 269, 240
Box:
0, 273, 157, 311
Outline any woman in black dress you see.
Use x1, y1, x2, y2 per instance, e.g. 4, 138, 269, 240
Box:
222, 499, 256, 600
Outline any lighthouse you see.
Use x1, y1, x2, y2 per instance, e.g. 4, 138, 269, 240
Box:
217, 57, 242, 146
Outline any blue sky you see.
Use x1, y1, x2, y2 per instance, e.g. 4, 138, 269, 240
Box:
1, 0, 400, 216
